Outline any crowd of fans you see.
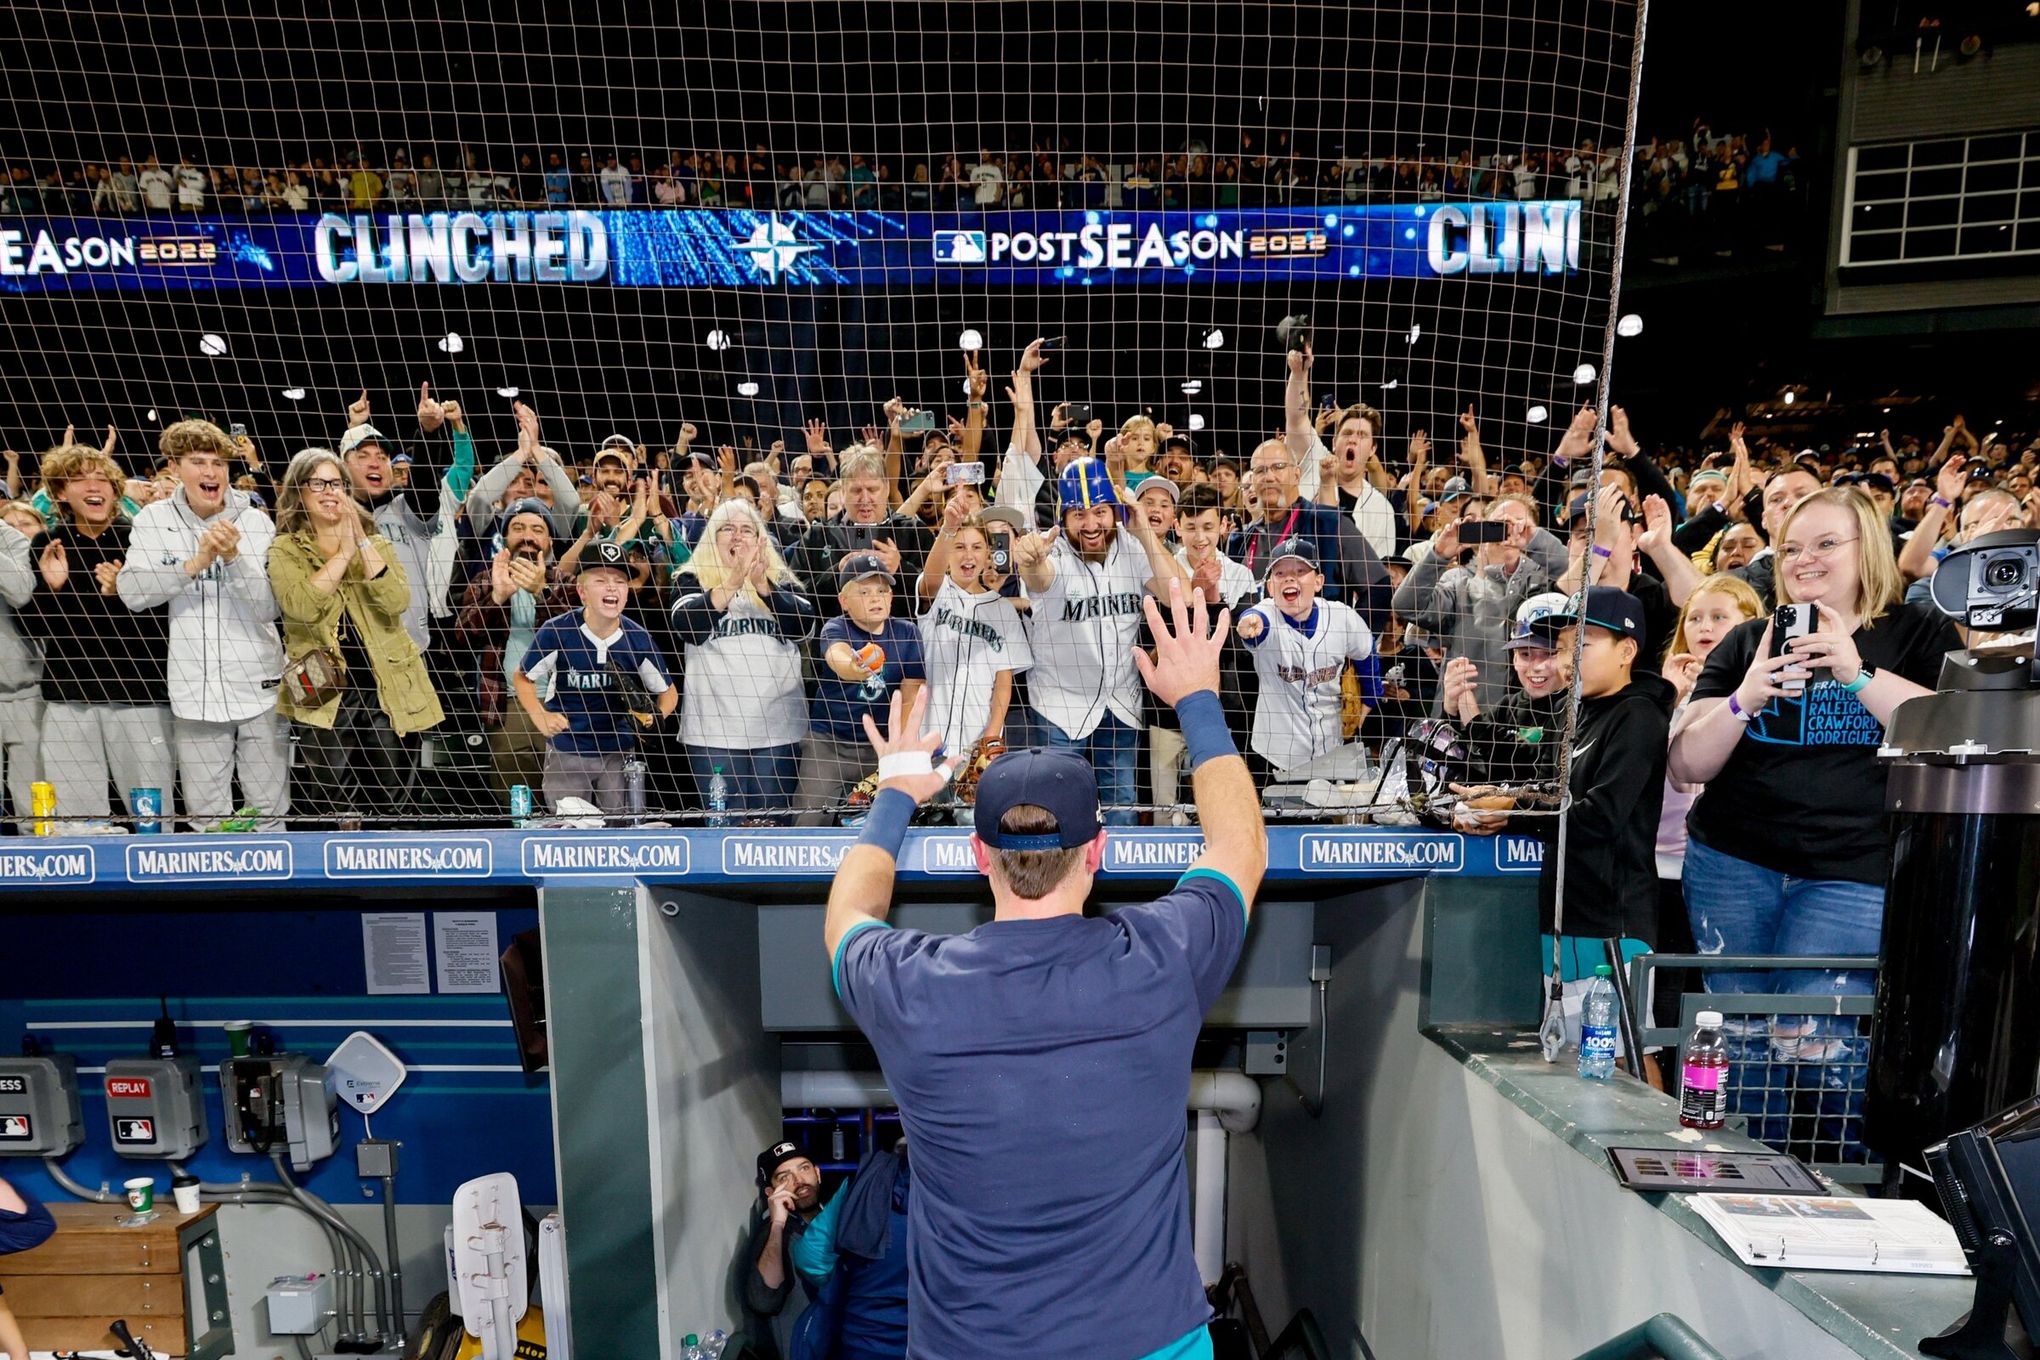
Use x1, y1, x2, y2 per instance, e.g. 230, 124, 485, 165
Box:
0, 336, 2028, 839
0, 120, 1803, 231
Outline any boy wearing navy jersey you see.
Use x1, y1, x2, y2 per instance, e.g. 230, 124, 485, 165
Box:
797, 552, 925, 823
512, 539, 677, 812
1237, 537, 1375, 777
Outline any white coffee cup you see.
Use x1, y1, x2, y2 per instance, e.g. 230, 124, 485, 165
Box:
172, 1176, 202, 1214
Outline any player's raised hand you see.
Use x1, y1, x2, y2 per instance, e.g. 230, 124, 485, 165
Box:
1134, 576, 1230, 706
862, 686, 956, 806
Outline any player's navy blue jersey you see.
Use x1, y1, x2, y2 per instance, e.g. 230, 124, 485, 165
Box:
519, 611, 673, 754
834, 869, 1249, 1360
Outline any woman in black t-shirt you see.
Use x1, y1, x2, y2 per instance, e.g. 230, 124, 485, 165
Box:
1669, 488, 1959, 1141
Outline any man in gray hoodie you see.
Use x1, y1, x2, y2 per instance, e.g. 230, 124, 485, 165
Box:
118, 420, 286, 827
1392, 493, 1569, 715
463, 400, 579, 544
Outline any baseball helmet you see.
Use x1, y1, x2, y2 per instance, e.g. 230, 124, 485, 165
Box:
1057, 457, 1127, 521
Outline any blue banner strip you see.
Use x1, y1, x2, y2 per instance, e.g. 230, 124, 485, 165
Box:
0, 202, 1584, 292
0, 826, 1545, 889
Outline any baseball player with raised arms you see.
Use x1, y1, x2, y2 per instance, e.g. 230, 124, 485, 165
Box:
1008, 457, 1187, 823
1237, 536, 1375, 775
826, 577, 1268, 1360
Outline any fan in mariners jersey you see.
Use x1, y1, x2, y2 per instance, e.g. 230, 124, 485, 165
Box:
1236, 538, 1375, 778
916, 510, 1031, 771
671, 498, 819, 816
1010, 458, 1188, 824
512, 540, 677, 813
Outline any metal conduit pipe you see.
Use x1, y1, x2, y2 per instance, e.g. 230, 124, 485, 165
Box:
780, 1069, 1263, 1133
42, 1158, 119, 1203
271, 1152, 396, 1346
170, 1168, 368, 1344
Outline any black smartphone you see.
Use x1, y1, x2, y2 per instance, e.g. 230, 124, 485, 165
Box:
1039, 336, 1068, 353
1064, 402, 1093, 428
1770, 602, 1817, 690
1459, 520, 1507, 544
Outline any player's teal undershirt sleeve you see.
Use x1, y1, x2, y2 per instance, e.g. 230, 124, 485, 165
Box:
1179, 865, 1249, 928
831, 918, 892, 1000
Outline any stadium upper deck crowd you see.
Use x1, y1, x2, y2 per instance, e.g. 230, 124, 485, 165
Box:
0, 119, 1805, 259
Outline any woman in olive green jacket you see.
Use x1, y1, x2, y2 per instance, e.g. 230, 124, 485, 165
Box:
268, 448, 443, 821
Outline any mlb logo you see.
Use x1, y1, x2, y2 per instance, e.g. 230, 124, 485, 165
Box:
933, 231, 988, 264
0, 1115, 28, 1139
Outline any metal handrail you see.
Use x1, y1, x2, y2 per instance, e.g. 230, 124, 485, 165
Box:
1570, 1312, 1727, 1360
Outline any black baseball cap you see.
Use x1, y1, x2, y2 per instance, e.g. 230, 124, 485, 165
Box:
1439, 475, 1472, 503
757, 1140, 806, 1186
838, 551, 895, 588
502, 496, 556, 536
1547, 585, 1644, 641
577, 539, 629, 576
973, 748, 1102, 850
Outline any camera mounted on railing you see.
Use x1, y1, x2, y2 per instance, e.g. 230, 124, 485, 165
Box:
1926, 529, 2040, 691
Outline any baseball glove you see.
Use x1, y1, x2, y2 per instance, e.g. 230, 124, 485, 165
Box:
608, 658, 660, 727
949, 736, 1006, 805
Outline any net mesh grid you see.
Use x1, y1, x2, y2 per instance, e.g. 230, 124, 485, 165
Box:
0, 1, 1643, 829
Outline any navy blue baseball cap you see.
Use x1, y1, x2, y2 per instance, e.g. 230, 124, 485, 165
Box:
973, 748, 1102, 850
1260, 536, 1319, 580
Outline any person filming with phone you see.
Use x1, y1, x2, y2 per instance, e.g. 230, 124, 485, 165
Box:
1668, 487, 1958, 1135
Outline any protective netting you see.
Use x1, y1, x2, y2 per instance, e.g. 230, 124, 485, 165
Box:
0, 1, 1642, 829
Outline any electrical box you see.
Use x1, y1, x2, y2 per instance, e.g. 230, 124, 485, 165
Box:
220, 1054, 337, 1171
103, 1056, 210, 1159
0, 1054, 83, 1157
1245, 1030, 1289, 1076
264, 1273, 335, 1334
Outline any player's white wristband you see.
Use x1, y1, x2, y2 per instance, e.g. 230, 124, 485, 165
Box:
877, 751, 954, 785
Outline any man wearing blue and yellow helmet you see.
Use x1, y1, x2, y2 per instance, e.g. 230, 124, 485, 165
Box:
1005, 456, 1189, 823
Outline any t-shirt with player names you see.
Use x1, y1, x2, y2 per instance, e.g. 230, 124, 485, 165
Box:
833, 868, 1250, 1360
1240, 598, 1375, 771
1025, 530, 1155, 740
1688, 601, 1959, 883
518, 612, 674, 755
919, 577, 1033, 748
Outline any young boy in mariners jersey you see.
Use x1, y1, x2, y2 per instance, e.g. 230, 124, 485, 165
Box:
796, 551, 925, 824
512, 539, 677, 813
1237, 536, 1375, 779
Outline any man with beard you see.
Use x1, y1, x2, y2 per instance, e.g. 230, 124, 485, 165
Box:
1283, 347, 1398, 559
745, 1142, 832, 1359
454, 497, 571, 802
1010, 458, 1188, 824
337, 384, 476, 652
464, 400, 580, 546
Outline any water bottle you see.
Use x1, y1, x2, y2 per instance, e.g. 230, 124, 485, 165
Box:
706, 766, 730, 827
1578, 964, 1618, 1081
622, 753, 648, 819
682, 1334, 702, 1360
701, 1331, 728, 1359
1679, 1009, 1731, 1129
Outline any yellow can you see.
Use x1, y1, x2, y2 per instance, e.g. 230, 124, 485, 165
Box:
30, 780, 55, 836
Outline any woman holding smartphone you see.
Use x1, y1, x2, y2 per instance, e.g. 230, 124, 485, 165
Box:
1668, 488, 1958, 1136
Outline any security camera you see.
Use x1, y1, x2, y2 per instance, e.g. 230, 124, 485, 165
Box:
1931, 529, 2040, 632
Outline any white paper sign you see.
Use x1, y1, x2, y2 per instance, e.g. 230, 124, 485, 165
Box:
434, 912, 501, 995
362, 913, 430, 995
